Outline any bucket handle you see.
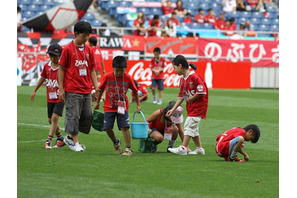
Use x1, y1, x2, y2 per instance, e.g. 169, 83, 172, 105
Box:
133, 111, 146, 123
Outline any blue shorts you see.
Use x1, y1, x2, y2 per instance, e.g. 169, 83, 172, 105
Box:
229, 136, 240, 155
103, 111, 130, 131
151, 79, 164, 90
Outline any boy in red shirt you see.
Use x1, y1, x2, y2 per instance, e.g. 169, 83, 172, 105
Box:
215, 125, 260, 162
183, 12, 193, 24
194, 8, 205, 24
150, 47, 166, 105
31, 43, 65, 149
58, 21, 99, 152
129, 80, 148, 103
214, 13, 226, 30
167, 55, 208, 155
94, 56, 141, 156
205, 8, 217, 26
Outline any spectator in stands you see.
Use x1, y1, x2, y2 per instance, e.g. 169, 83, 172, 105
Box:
230, 17, 237, 30
133, 23, 147, 36
205, 8, 217, 26
133, 11, 146, 31
255, 0, 268, 17
164, 19, 177, 37
221, 0, 237, 13
99, 23, 111, 36
166, 12, 180, 27
236, 0, 247, 12
147, 15, 162, 37
161, 0, 175, 16
194, 8, 205, 24
224, 19, 235, 36
175, 0, 187, 17
246, 0, 259, 11
214, 13, 226, 30
17, 6, 22, 32
238, 20, 251, 37
161, 30, 168, 37
183, 12, 193, 24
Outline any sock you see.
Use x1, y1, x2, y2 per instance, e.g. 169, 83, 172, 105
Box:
47, 135, 53, 142
230, 151, 237, 158
56, 132, 63, 140
168, 140, 175, 148
113, 139, 119, 144
126, 145, 131, 149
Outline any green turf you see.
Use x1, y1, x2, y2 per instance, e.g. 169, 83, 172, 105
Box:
17, 86, 279, 198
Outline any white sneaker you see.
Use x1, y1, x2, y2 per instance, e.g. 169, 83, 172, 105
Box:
64, 135, 74, 150
153, 96, 157, 104
157, 99, 162, 105
168, 145, 187, 155
72, 142, 85, 152
188, 148, 205, 155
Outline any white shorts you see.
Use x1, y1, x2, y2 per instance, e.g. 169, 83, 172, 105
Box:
184, 116, 202, 137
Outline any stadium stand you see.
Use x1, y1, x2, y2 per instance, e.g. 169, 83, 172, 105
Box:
17, 0, 279, 40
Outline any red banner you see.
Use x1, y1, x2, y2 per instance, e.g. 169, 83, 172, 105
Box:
104, 60, 251, 89
198, 38, 279, 67
145, 37, 198, 58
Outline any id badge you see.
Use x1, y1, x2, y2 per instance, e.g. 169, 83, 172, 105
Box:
79, 68, 87, 76
117, 101, 126, 115
49, 92, 58, 99
164, 127, 173, 140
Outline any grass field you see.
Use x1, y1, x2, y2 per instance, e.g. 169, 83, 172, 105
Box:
17, 86, 279, 198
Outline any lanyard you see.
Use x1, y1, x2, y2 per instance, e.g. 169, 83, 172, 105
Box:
114, 72, 125, 101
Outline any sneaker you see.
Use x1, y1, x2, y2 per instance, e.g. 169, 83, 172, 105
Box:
157, 99, 162, 105
188, 148, 205, 155
121, 148, 133, 156
153, 96, 157, 104
168, 145, 187, 155
113, 139, 122, 155
64, 135, 74, 150
72, 142, 84, 152
44, 141, 52, 149
228, 156, 245, 162
53, 139, 65, 148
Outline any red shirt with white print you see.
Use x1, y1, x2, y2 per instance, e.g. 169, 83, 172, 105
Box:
194, 14, 205, 24
40, 61, 61, 103
99, 72, 138, 112
178, 71, 208, 118
205, 15, 217, 25
150, 57, 166, 80
58, 41, 95, 94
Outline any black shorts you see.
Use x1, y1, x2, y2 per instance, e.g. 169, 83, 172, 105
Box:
47, 102, 64, 118
103, 111, 130, 131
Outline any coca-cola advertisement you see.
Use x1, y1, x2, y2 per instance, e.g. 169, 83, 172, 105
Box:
103, 60, 251, 89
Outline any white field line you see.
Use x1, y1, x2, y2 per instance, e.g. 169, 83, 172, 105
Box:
17, 123, 65, 144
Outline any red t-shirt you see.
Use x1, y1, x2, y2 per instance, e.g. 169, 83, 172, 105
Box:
99, 72, 138, 112
150, 57, 166, 80
183, 17, 193, 24
59, 41, 95, 94
194, 15, 205, 24
215, 19, 225, 30
178, 71, 208, 118
40, 61, 61, 103
91, 47, 103, 73
162, 5, 174, 15
166, 18, 180, 26
205, 15, 217, 25
149, 109, 173, 131
215, 128, 246, 157
131, 84, 148, 102
148, 19, 161, 36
